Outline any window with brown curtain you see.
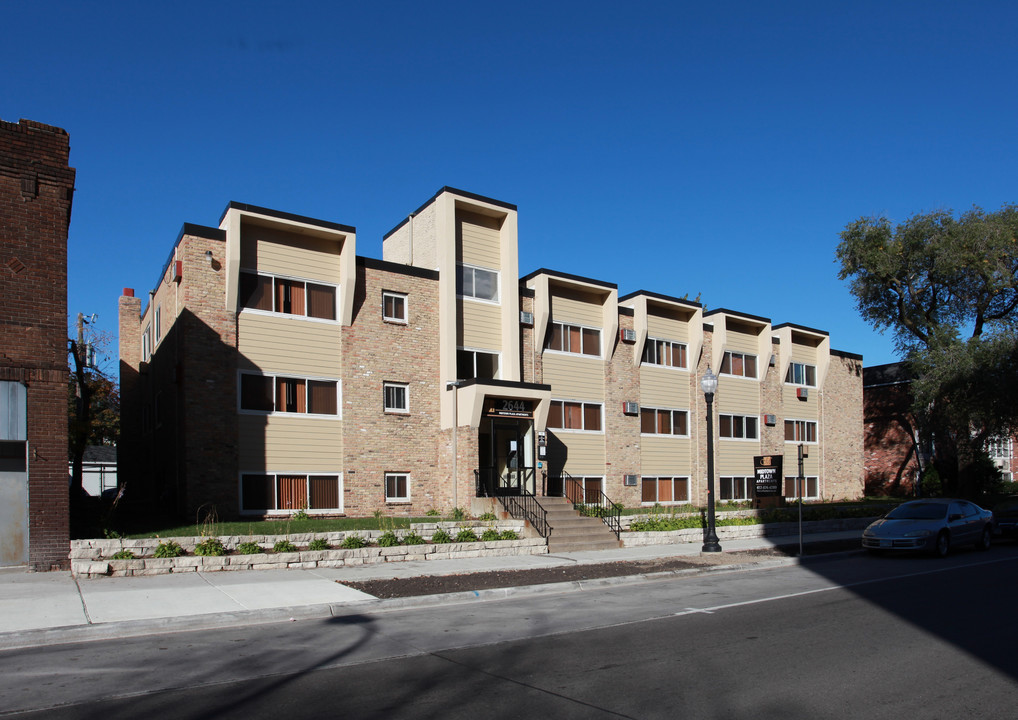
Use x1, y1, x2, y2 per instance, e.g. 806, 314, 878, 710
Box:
276, 377, 306, 413
307, 283, 336, 320
239, 273, 273, 311
309, 475, 339, 509
240, 374, 274, 412
307, 380, 337, 415
275, 278, 306, 316
276, 475, 308, 511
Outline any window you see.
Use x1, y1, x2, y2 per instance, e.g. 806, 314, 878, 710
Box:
457, 264, 499, 302
382, 291, 407, 323
384, 382, 409, 413
720, 476, 752, 501
641, 476, 689, 504
239, 271, 337, 321
640, 408, 689, 436
545, 322, 601, 357
784, 476, 819, 500
719, 414, 759, 440
642, 339, 687, 369
141, 325, 151, 362
385, 472, 410, 502
154, 305, 162, 343
239, 373, 339, 416
547, 400, 602, 431
987, 436, 1013, 459
240, 473, 341, 513
785, 362, 817, 387
720, 351, 757, 379
457, 348, 500, 380
784, 419, 817, 443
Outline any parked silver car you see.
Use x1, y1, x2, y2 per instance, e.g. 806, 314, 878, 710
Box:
862, 498, 993, 557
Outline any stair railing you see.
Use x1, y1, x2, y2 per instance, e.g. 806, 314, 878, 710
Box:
564, 475, 622, 539
474, 469, 549, 538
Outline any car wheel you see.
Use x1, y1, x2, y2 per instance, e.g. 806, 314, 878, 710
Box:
976, 526, 992, 551
934, 531, 950, 558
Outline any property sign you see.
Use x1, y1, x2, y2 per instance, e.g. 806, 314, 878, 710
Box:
484, 398, 534, 419
753, 455, 783, 497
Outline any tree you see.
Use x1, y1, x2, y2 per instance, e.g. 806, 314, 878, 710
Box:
837, 204, 1018, 498
68, 316, 118, 499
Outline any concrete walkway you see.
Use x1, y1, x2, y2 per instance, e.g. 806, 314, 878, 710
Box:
0, 530, 862, 650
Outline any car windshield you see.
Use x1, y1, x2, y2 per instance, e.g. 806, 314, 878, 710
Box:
887, 503, 948, 520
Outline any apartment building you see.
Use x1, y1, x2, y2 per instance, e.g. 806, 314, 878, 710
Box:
119, 187, 863, 521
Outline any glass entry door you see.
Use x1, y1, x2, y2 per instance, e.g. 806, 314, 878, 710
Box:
491, 420, 535, 495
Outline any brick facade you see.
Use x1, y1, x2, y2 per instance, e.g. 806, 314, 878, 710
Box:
1, 118, 75, 570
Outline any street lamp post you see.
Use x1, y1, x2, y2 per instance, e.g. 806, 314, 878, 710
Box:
701, 367, 722, 553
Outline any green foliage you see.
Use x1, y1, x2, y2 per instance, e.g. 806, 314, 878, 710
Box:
450, 507, 466, 521
479, 511, 497, 521
340, 535, 367, 549
272, 539, 298, 553
291, 507, 310, 522
454, 528, 479, 543
110, 550, 135, 560
920, 466, 944, 498
377, 531, 401, 547
307, 537, 330, 551
629, 515, 703, 532
153, 540, 184, 558
401, 532, 426, 545
430, 528, 452, 544
425, 508, 441, 517
194, 537, 226, 556
235, 541, 263, 555
480, 529, 501, 541
499, 529, 519, 540
103, 528, 124, 539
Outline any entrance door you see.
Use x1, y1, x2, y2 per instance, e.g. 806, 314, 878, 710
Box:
493, 422, 524, 495
0, 442, 28, 566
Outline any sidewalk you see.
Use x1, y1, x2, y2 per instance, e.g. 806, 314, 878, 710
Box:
0, 530, 862, 650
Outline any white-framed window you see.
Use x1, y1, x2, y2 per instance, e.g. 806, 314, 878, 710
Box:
785, 419, 817, 443
457, 348, 500, 380
565, 476, 605, 504
545, 321, 601, 357
382, 291, 407, 324
141, 325, 151, 362
720, 476, 752, 501
239, 270, 338, 321
240, 472, 342, 513
457, 263, 499, 302
641, 476, 689, 505
238, 372, 340, 416
785, 362, 817, 387
987, 436, 1013, 459
640, 407, 689, 436
383, 382, 409, 413
720, 350, 757, 379
547, 399, 602, 431
385, 472, 410, 502
719, 414, 759, 440
642, 338, 687, 369
154, 305, 162, 343
784, 475, 819, 500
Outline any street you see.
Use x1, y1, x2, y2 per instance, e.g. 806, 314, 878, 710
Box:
3, 544, 1017, 719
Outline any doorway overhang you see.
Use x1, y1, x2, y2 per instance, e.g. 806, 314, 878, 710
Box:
448, 379, 551, 430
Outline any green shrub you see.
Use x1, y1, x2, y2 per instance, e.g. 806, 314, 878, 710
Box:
450, 507, 466, 521
402, 532, 426, 545
273, 539, 298, 553
153, 540, 184, 558
499, 529, 519, 540
291, 507, 310, 522
341, 535, 367, 549
194, 537, 226, 556
235, 541, 262, 555
425, 508, 440, 517
308, 537, 330, 551
480, 529, 501, 541
110, 550, 135, 560
377, 531, 401, 547
430, 528, 452, 543
479, 511, 497, 521
455, 528, 479, 543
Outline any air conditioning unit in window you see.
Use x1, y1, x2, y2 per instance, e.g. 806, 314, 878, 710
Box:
763, 414, 777, 426
620, 328, 637, 343
520, 311, 534, 326
622, 401, 639, 415
797, 387, 809, 399
623, 474, 638, 487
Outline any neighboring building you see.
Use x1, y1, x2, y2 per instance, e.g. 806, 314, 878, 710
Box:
69, 445, 118, 498
0, 118, 75, 570
119, 187, 864, 521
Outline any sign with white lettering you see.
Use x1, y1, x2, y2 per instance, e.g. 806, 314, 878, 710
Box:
485, 398, 534, 419
753, 455, 783, 497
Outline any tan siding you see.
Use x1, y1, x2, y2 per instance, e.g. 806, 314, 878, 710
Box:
458, 214, 501, 269
717, 377, 760, 414
458, 301, 502, 350
718, 441, 759, 475
782, 447, 820, 477
726, 331, 758, 354
640, 436, 692, 475
237, 313, 342, 377
549, 432, 605, 474
790, 344, 818, 365
238, 414, 343, 469
647, 313, 688, 342
640, 366, 692, 407
543, 354, 604, 401
244, 226, 342, 284
783, 386, 818, 420
550, 289, 602, 327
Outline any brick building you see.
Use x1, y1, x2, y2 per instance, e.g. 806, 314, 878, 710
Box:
119, 187, 864, 521
1, 118, 75, 570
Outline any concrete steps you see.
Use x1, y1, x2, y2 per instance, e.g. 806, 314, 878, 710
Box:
538, 496, 622, 553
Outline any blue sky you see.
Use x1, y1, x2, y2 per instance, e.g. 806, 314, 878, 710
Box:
5, 1, 1017, 370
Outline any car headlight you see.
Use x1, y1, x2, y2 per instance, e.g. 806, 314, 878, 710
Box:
903, 529, 932, 538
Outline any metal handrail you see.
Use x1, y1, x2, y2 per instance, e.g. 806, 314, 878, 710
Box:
474, 469, 549, 538
564, 475, 622, 539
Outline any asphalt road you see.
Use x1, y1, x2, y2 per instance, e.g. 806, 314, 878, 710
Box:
4, 543, 1018, 719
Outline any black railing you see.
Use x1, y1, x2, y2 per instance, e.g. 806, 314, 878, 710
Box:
474, 469, 549, 538
564, 475, 622, 539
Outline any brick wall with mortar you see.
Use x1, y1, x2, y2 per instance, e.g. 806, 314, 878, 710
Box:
341, 259, 443, 515
692, 327, 715, 506
117, 292, 143, 508
605, 310, 642, 504
863, 380, 920, 495
821, 351, 865, 500
760, 337, 784, 457
0, 118, 75, 569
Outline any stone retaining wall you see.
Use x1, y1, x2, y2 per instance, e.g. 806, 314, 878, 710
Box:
622, 517, 874, 547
